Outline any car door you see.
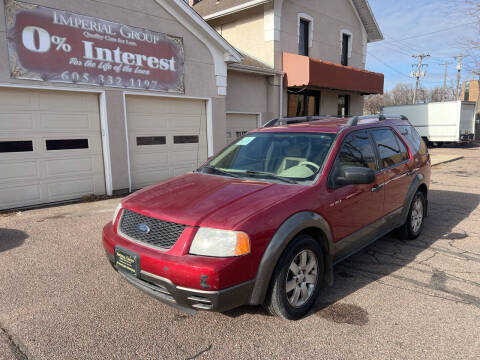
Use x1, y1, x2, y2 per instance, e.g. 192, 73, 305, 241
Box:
370, 128, 413, 216
328, 130, 385, 248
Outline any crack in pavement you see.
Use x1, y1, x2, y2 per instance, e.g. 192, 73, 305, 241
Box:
0, 326, 28, 360
185, 345, 212, 360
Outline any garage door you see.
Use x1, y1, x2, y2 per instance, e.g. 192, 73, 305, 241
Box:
126, 96, 208, 189
0, 88, 106, 210
226, 113, 259, 144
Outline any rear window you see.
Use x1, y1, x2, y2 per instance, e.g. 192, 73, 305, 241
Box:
397, 125, 428, 155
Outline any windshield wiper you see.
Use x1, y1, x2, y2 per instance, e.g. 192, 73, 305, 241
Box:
200, 166, 241, 178
244, 170, 297, 184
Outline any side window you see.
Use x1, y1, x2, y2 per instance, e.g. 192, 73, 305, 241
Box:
397, 125, 428, 156
371, 129, 407, 168
336, 131, 377, 171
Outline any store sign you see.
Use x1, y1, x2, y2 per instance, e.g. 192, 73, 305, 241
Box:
4, 0, 185, 92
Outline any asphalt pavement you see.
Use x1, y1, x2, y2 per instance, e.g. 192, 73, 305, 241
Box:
0, 146, 479, 360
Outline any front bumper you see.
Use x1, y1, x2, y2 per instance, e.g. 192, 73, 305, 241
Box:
106, 251, 254, 314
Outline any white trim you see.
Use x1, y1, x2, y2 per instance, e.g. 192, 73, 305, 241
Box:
340, 29, 353, 60
264, 0, 284, 42
204, 0, 271, 20
122, 92, 132, 193
297, 13, 314, 48
207, 99, 214, 157
226, 111, 263, 127
0, 82, 113, 196
99, 92, 113, 196
122, 91, 214, 189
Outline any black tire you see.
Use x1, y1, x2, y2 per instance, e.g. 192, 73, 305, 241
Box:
264, 234, 324, 320
398, 191, 426, 240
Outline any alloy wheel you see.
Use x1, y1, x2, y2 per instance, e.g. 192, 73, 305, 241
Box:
285, 249, 318, 308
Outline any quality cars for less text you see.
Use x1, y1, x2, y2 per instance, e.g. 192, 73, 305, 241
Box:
102, 115, 431, 320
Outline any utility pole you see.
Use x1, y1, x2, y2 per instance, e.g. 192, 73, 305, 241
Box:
411, 54, 430, 104
454, 55, 464, 100
440, 62, 452, 102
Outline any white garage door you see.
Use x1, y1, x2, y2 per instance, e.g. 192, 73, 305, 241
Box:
126, 96, 208, 190
226, 113, 259, 144
0, 88, 106, 210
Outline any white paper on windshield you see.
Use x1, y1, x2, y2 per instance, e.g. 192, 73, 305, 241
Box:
236, 136, 255, 146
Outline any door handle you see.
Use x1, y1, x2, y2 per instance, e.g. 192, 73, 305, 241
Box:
371, 184, 384, 192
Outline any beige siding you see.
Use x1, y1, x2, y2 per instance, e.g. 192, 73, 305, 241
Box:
210, 7, 274, 67
280, 0, 366, 69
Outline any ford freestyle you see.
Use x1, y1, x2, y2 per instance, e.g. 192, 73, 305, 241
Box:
102, 115, 431, 319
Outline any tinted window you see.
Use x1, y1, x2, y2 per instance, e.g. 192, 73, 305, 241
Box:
137, 136, 166, 146
371, 129, 406, 168
397, 125, 427, 155
337, 131, 376, 171
46, 139, 88, 151
0, 140, 33, 153
173, 135, 199, 144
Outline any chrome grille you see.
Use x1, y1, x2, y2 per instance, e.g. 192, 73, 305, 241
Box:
118, 209, 186, 250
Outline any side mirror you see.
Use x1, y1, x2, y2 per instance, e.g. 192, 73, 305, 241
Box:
335, 166, 375, 186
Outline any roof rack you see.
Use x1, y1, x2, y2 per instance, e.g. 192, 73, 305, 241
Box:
263, 115, 340, 128
347, 114, 409, 127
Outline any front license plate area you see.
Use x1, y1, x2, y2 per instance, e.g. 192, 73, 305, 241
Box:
115, 247, 140, 278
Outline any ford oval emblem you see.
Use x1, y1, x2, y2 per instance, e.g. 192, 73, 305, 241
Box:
137, 223, 150, 234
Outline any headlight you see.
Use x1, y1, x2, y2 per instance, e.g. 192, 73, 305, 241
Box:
112, 203, 122, 224
189, 228, 250, 257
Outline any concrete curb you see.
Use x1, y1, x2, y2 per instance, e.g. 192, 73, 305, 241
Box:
431, 156, 464, 167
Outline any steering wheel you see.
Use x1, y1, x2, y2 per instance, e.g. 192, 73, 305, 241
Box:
297, 161, 321, 173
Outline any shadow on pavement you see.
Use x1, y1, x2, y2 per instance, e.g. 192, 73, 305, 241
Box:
224, 189, 480, 320
0, 228, 29, 252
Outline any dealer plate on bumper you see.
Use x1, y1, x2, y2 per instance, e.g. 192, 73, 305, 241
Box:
115, 246, 140, 277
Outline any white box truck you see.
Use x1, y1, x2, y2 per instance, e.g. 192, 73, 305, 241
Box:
382, 101, 476, 145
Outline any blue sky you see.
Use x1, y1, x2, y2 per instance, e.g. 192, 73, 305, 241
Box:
366, 0, 478, 91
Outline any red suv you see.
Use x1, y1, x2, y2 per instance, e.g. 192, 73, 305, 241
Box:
102, 115, 431, 319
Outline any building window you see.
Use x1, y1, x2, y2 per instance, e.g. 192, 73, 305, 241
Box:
299, 19, 309, 56
338, 95, 350, 117
340, 30, 352, 66
465, 81, 470, 101
173, 135, 199, 144
46, 139, 88, 151
287, 89, 320, 117
0, 140, 33, 153
136, 136, 166, 146
341, 33, 350, 66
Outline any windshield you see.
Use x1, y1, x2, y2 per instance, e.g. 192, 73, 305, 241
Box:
199, 132, 336, 184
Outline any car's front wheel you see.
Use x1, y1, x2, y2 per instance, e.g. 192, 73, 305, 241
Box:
264, 234, 324, 320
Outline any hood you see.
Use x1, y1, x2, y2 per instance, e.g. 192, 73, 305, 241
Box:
122, 173, 305, 228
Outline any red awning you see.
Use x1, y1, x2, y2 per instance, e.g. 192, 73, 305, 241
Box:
283, 52, 384, 95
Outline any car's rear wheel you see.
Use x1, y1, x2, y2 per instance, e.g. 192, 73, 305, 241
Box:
264, 234, 323, 320
399, 191, 426, 240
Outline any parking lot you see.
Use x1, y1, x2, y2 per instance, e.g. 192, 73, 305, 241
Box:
1, 145, 479, 360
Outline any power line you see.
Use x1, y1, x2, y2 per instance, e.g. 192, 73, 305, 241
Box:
369, 21, 477, 46
368, 52, 411, 79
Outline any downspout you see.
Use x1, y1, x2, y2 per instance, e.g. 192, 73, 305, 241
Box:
279, 73, 284, 118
